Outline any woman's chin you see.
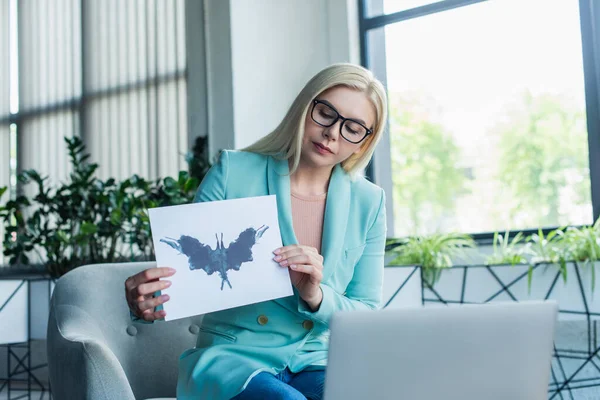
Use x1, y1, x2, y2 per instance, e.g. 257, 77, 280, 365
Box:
302, 155, 336, 170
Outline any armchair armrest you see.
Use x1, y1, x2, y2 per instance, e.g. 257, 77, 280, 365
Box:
47, 304, 136, 400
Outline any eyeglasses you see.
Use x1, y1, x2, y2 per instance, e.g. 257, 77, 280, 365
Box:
310, 100, 372, 144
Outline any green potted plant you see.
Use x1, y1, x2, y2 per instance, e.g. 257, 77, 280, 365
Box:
382, 218, 600, 308
386, 232, 475, 286
485, 230, 535, 290
486, 231, 530, 266
557, 219, 600, 291
0, 136, 209, 278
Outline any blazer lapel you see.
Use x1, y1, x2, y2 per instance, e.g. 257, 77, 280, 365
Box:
267, 156, 298, 247
267, 156, 350, 283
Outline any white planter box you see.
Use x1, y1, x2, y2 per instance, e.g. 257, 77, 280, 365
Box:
422, 262, 600, 319
0, 277, 55, 344
30, 279, 55, 340
382, 265, 422, 309
0, 280, 28, 345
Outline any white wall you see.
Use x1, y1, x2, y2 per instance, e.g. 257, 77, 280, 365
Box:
205, 0, 361, 153
230, 0, 329, 149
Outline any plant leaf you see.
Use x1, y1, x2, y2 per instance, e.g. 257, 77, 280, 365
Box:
560, 259, 568, 284
527, 265, 534, 294
80, 221, 98, 235
592, 261, 596, 294
184, 177, 200, 193
56, 230, 69, 243
110, 209, 122, 225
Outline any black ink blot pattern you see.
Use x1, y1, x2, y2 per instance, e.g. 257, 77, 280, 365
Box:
160, 225, 269, 290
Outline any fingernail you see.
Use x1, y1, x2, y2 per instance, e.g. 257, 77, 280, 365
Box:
273, 249, 281, 255
168, 268, 176, 274
274, 255, 282, 261
290, 264, 297, 270
164, 281, 172, 287
161, 294, 170, 301
279, 260, 288, 266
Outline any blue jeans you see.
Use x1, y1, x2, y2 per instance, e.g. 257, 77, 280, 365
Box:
231, 368, 325, 400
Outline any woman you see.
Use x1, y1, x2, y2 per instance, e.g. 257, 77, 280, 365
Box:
125, 63, 388, 400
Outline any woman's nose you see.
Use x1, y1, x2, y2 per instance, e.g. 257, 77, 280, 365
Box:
323, 120, 341, 140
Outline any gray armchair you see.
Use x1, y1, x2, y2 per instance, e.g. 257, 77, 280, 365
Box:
47, 262, 203, 400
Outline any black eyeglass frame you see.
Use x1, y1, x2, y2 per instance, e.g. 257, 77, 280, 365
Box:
311, 99, 373, 144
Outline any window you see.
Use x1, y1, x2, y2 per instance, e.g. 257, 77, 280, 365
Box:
1, 0, 189, 264
1, 0, 14, 266
361, 0, 600, 238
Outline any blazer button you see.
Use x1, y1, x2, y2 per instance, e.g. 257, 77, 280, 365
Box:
257, 315, 269, 325
302, 320, 314, 330
126, 325, 138, 336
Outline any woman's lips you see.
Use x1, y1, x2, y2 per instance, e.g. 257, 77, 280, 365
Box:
313, 142, 333, 154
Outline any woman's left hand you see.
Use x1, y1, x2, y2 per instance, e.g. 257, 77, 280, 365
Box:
274, 245, 323, 311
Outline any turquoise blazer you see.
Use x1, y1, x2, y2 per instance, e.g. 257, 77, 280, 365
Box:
176, 150, 387, 400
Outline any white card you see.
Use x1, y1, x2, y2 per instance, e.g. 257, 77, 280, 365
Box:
148, 195, 293, 321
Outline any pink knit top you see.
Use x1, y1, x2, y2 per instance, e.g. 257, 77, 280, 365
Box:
289, 190, 328, 370
290, 191, 327, 252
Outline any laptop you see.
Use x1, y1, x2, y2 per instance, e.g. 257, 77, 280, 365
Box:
323, 301, 558, 400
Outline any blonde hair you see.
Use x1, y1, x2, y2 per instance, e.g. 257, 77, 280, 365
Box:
242, 63, 388, 178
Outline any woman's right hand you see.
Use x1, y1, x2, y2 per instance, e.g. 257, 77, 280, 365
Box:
125, 267, 176, 321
